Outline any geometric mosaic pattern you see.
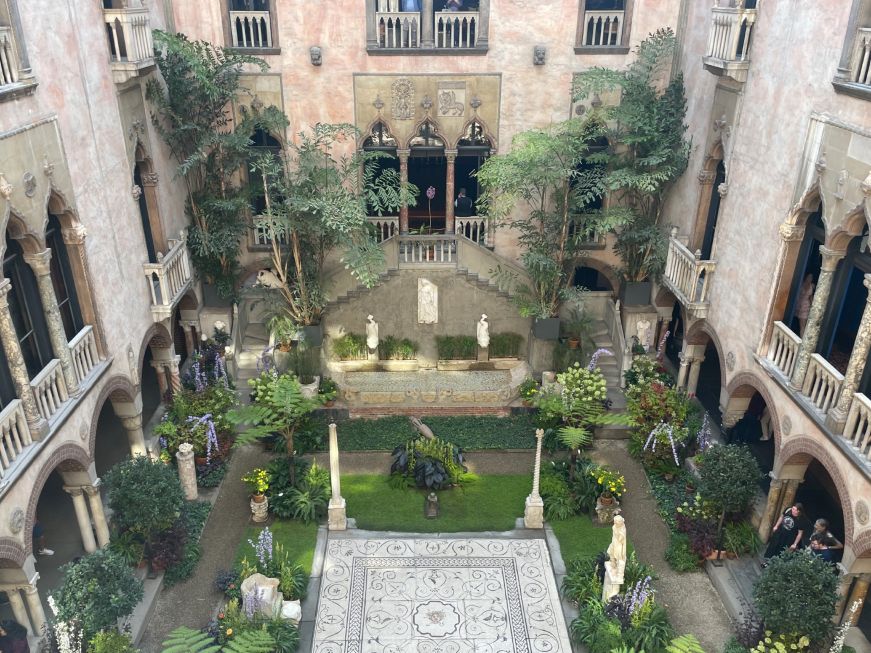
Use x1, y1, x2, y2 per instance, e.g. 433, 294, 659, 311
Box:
313, 538, 572, 652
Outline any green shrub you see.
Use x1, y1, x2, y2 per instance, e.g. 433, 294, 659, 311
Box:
723, 637, 750, 653
332, 333, 367, 360
723, 520, 761, 556
436, 335, 477, 360
561, 556, 603, 606
753, 550, 839, 644
390, 436, 467, 489
88, 631, 136, 653
664, 532, 700, 572
379, 335, 418, 360
52, 549, 144, 641
624, 603, 675, 652
490, 332, 523, 358
164, 501, 212, 586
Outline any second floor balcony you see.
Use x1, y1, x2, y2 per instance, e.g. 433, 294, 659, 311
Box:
702, 0, 757, 84
230, 10, 273, 49
143, 232, 193, 322
662, 230, 717, 320
368, 1, 487, 54
103, 3, 154, 84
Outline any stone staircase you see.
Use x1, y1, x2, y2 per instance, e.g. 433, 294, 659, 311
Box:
236, 320, 269, 398
589, 320, 621, 389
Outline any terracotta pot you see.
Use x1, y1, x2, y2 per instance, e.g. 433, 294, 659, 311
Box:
599, 494, 614, 506
251, 493, 267, 504
567, 337, 580, 350
325, 400, 335, 407
194, 456, 208, 466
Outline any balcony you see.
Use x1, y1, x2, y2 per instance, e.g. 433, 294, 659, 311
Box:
229, 11, 274, 49
662, 231, 717, 320
0, 27, 20, 88
376, 11, 421, 49
434, 11, 478, 49
30, 360, 68, 425
576, 9, 627, 54
69, 326, 100, 385
143, 233, 193, 322
103, 5, 155, 84
702, 1, 757, 83
369, 4, 486, 54
369, 216, 400, 243
399, 235, 456, 267
0, 401, 33, 480
835, 27, 871, 100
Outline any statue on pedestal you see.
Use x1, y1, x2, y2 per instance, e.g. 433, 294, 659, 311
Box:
636, 319, 651, 352
602, 514, 627, 602
366, 315, 379, 351
477, 314, 490, 349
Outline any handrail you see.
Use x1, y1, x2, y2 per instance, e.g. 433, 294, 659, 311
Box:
801, 353, 844, 415
766, 321, 801, 378
68, 325, 99, 384
605, 298, 627, 388
706, 4, 756, 62
229, 10, 273, 48
0, 400, 32, 479
0, 27, 20, 86
29, 359, 69, 423
375, 11, 420, 49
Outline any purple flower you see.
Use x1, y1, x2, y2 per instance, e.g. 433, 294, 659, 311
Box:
256, 346, 275, 373
697, 413, 711, 452
626, 576, 652, 615
588, 348, 614, 371
426, 186, 436, 200
243, 586, 263, 619
248, 527, 273, 569
158, 436, 167, 450
188, 413, 220, 463
645, 422, 681, 466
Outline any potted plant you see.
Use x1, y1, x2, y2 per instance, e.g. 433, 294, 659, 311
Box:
592, 467, 626, 504
242, 467, 270, 522
562, 308, 591, 351
518, 377, 539, 407
319, 377, 338, 406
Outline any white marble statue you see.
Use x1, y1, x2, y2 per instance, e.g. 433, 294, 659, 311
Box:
602, 514, 627, 602
477, 314, 490, 348
366, 315, 379, 350
636, 319, 652, 351
418, 278, 438, 324
256, 269, 283, 289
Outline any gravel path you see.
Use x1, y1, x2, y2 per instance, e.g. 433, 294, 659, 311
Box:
591, 439, 734, 652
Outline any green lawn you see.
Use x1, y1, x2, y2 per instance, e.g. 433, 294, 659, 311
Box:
237, 520, 319, 574
550, 514, 615, 564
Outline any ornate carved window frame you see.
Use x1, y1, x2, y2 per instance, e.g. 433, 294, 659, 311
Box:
832, 0, 871, 100
0, 0, 36, 102
574, 0, 633, 55
366, 0, 490, 56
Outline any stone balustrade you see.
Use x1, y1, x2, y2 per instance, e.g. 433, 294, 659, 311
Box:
435, 11, 479, 49
103, 6, 153, 83
581, 10, 624, 47
368, 217, 400, 243
399, 235, 455, 265
844, 391, 871, 462
663, 233, 716, 319
767, 321, 802, 378
30, 360, 68, 423
706, 3, 756, 62
143, 234, 193, 321
852, 27, 871, 86
376, 11, 420, 49
0, 27, 20, 87
68, 326, 99, 385
230, 11, 273, 49
456, 216, 490, 246
0, 400, 32, 479
802, 353, 844, 416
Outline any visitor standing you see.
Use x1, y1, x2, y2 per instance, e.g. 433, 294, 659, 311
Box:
401, 0, 421, 11
796, 274, 815, 337
445, 0, 464, 9
763, 502, 810, 565
808, 518, 843, 563
454, 187, 474, 216
32, 518, 54, 556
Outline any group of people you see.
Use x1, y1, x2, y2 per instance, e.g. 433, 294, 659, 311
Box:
763, 502, 843, 566
400, 0, 469, 10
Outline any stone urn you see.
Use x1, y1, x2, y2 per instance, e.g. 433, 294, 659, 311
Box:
299, 375, 320, 399
595, 495, 620, 525
251, 493, 269, 523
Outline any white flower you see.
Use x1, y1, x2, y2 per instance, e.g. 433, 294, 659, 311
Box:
214, 320, 227, 331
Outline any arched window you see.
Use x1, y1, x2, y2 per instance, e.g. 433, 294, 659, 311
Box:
409, 120, 445, 149
46, 214, 84, 340
362, 121, 398, 150
2, 235, 54, 377
783, 208, 824, 336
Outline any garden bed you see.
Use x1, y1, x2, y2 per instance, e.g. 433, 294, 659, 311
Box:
436, 358, 520, 371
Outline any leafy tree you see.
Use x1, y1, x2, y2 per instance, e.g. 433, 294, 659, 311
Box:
573, 27, 690, 282
104, 456, 185, 556
753, 550, 839, 644
252, 122, 417, 326
477, 117, 630, 318
147, 31, 272, 298
698, 444, 761, 551
51, 549, 144, 641
228, 372, 318, 483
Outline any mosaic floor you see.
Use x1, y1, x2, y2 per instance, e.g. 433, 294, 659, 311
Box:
313, 538, 572, 653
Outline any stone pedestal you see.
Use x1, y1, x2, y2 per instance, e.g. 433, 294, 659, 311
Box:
595, 496, 620, 525
241, 573, 282, 618
328, 422, 347, 530
541, 371, 556, 388
329, 497, 348, 531
523, 495, 544, 529
477, 345, 489, 362
251, 496, 269, 523
601, 562, 624, 603
368, 348, 379, 361
176, 442, 198, 501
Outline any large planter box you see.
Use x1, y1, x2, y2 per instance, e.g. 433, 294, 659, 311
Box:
332, 359, 419, 372
202, 282, 233, 308
621, 281, 653, 306
532, 317, 561, 341
301, 324, 324, 347
437, 358, 520, 371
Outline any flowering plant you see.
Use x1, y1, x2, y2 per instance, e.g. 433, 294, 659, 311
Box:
426, 185, 436, 230
519, 377, 539, 401
592, 467, 626, 498
751, 632, 810, 653
242, 468, 269, 495
644, 421, 684, 467
558, 362, 608, 410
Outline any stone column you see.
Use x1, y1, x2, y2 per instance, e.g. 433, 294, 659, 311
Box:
64, 486, 96, 553
524, 429, 545, 529
84, 482, 110, 547
61, 224, 107, 357
686, 356, 705, 396
365, 0, 378, 48
791, 246, 845, 388
445, 150, 457, 235
24, 250, 79, 395
833, 569, 855, 625
6, 588, 31, 635
24, 577, 46, 636
476, 0, 490, 47
676, 352, 689, 389
167, 355, 182, 394
843, 575, 870, 626
776, 478, 801, 517
176, 442, 199, 501
151, 360, 169, 397
757, 222, 805, 356
758, 477, 784, 543
421, 0, 434, 47
398, 150, 410, 234
327, 423, 347, 530
120, 414, 147, 457
181, 321, 196, 357
0, 279, 47, 437
828, 274, 871, 433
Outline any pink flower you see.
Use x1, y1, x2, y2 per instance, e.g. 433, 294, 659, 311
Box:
426, 186, 436, 200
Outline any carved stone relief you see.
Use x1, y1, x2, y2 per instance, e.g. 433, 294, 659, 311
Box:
781, 416, 792, 436
857, 500, 869, 526
22, 172, 36, 197
725, 351, 735, 371
418, 278, 438, 324
391, 78, 415, 120
437, 81, 466, 117
9, 508, 24, 534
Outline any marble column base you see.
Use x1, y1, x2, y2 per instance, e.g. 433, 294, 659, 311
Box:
328, 497, 347, 531
523, 495, 544, 529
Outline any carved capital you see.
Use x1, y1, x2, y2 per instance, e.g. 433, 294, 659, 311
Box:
63, 486, 84, 498
717, 183, 729, 198
445, 150, 457, 162
140, 172, 159, 186
23, 250, 52, 277
61, 225, 87, 245
819, 245, 846, 271
697, 170, 716, 185
778, 222, 805, 242
82, 484, 101, 498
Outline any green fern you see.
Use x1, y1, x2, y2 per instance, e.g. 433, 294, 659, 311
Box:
223, 629, 276, 653
161, 627, 221, 653
666, 635, 706, 653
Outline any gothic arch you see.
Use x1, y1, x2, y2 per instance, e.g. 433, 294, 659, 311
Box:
360, 118, 399, 149
42, 187, 82, 237
178, 291, 199, 312
829, 202, 871, 252
87, 374, 138, 458
775, 436, 855, 548
453, 116, 497, 151
786, 180, 824, 229
136, 322, 174, 385
24, 443, 91, 557
574, 258, 618, 295
684, 320, 728, 389
690, 139, 726, 252
2, 210, 43, 259
405, 117, 446, 150
724, 371, 782, 449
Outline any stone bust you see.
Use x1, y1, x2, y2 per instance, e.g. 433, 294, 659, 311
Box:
533, 45, 546, 66
310, 46, 322, 66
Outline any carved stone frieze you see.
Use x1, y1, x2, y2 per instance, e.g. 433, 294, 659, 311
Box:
22, 172, 35, 197
779, 222, 804, 242
391, 78, 415, 120
857, 500, 869, 525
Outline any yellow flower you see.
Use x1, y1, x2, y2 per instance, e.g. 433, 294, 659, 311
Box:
226, 628, 233, 636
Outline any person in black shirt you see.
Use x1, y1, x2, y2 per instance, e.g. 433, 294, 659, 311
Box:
763, 502, 810, 565
808, 518, 843, 563
454, 188, 474, 217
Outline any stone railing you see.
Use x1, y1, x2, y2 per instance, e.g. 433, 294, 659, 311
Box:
143, 234, 193, 321
852, 27, 871, 86
581, 10, 624, 47
456, 216, 490, 247
801, 353, 844, 416
604, 297, 628, 388
368, 217, 399, 243
103, 6, 154, 82
0, 400, 32, 479
229, 11, 273, 49
844, 391, 871, 462
767, 321, 801, 378
30, 360, 69, 423
376, 11, 420, 49
399, 235, 455, 265
706, 3, 756, 62
0, 27, 20, 87
663, 233, 716, 319
435, 11, 479, 48
69, 326, 99, 385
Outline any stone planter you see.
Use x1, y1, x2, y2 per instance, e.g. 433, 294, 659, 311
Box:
273, 348, 291, 373
621, 281, 653, 306
299, 376, 320, 399
533, 317, 561, 341
301, 324, 324, 347
250, 494, 269, 523
595, 495, 620, 525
